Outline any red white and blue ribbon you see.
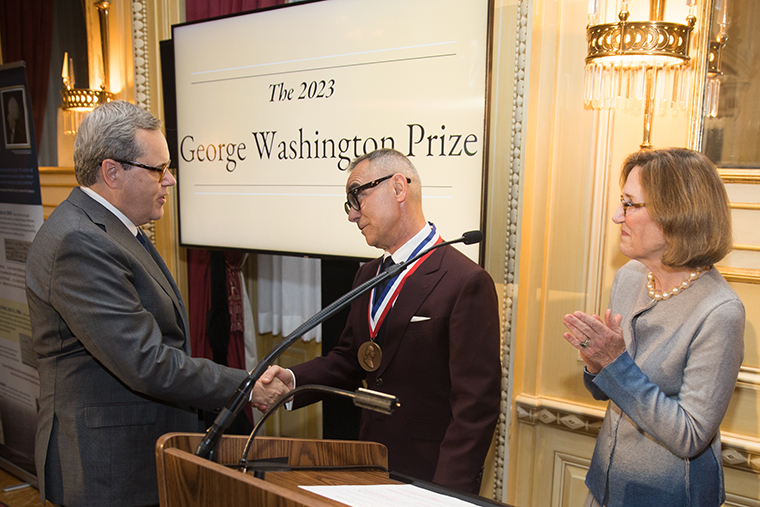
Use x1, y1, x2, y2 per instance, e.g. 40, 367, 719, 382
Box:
368, 224, 442, 339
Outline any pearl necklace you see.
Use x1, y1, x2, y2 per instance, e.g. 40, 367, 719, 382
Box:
646, 268, 707, 301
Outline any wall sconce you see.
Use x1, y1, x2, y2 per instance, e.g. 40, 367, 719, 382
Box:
584, 0, 697, 148
60, 1, 115, 135
705, 0, 728, 118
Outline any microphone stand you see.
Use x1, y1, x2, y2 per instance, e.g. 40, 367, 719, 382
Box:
238, 385, 400, 475
194, 230, 483, 459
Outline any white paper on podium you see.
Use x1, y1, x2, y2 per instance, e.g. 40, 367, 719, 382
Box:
299, 484, 481, 507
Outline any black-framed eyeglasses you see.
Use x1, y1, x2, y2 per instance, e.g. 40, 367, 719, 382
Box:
113, 159, 172, 180
620, 194, 646, 217
344, 174, 411, 214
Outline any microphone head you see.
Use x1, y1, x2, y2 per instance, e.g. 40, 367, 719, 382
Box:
462, 230, 483, 245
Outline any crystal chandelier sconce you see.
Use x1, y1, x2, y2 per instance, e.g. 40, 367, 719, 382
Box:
60, 1, 115, 135
705, 0, 728, 118
584, 0, 697, 148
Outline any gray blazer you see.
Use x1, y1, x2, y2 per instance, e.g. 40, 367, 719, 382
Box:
584, 260, 745, 507
25, 187, 248, 507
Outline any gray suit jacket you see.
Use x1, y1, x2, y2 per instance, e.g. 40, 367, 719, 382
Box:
25, 187, 248, 507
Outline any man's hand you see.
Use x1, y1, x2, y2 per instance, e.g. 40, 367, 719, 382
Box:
251, 365, 294, 412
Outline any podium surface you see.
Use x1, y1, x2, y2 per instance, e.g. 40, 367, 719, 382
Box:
156, 432, 394, 507
156, 433, 512, 507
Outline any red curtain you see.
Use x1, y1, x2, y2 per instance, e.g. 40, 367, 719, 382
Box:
187, 248, 248, 371
0, 0, 54, 152
188, 249, 213, 361
186, 0, 284, 22
188, 248, 252, 425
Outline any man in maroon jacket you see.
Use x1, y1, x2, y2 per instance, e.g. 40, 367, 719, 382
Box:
259, 148, 501, 494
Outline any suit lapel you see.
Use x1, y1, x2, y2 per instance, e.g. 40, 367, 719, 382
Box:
374, 247, 446, 378
137, 229, 191, 345
68, 188, 190, 342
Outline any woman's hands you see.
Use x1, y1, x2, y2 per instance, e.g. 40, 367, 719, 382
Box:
563, 309, 625, 374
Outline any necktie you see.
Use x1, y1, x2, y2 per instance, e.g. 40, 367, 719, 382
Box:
136, 230, 150, 250
375, 256, 395, 296
373, 256, 396, 345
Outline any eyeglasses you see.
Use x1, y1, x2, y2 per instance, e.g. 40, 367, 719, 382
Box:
344, 174, 411, 214
113, 159, 172, 180
620, 194, 646, 217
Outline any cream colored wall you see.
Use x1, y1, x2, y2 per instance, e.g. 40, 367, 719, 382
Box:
501, 1, 760, 506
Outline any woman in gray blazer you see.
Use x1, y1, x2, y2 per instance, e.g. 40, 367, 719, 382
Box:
563, 148, 745, 507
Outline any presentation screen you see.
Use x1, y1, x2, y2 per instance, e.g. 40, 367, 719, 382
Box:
172, 0, 492, 261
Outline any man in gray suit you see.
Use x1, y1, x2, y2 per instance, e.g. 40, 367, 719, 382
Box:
25, 100, 286, 507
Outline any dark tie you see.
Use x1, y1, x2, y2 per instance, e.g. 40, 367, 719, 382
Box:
375, 256, 395, 296
374, 256, 396, 345
136, 230, 150, 250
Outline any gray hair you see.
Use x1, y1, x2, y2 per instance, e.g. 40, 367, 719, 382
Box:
74, 100, 162, 187
348, 148, 422, 201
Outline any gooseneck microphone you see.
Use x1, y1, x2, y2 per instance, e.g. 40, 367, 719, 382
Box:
462, 230, 484, 245
194, 230, 483, 459
238, 386, 400, 472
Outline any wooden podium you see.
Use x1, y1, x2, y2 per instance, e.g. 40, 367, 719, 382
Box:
156, 432, 394, 507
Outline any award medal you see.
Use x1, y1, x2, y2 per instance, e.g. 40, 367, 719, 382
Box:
358, 225, 442, 371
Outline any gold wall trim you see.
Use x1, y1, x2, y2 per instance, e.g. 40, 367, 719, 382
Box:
491, 0, 528, 500
721, 431, 760, 474
718, 266, 760, 285
130, 0, 156, 244
719, 169, 760, 185
732, 244, 760, 252
737, 366, 760, 390
515, 395, 760, 474
39, 183, 77, 189
515, 394, 606, 439
38, 166, 75, 174
131, 0, 151, 113
730, 203, 760, 211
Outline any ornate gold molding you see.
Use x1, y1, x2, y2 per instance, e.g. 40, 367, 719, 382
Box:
515, 395, 605, 438
128, 0, 156, 244
38, 166, 75, 175
717, 168, 759, 284
737, 366, 760, 390
730, 203, 760, 211
718, 266, 760, 285
515, 395, 760, 474
719, 168, 760, 185
131, 0, 151, 113
491, 0, 529, 500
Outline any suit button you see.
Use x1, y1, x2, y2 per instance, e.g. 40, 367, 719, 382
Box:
376, 378, 383, 386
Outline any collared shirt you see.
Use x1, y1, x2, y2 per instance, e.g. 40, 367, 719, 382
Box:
286, 222, 434, 406
384, 222, 433, 265
80, 186, 139, 237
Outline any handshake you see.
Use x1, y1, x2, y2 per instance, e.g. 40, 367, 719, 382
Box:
249, 365, 294, 413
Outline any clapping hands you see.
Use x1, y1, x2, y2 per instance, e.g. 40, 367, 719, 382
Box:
563, 309, 625, 374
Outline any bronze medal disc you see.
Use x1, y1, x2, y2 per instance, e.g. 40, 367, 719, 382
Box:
358, 341, 382, 372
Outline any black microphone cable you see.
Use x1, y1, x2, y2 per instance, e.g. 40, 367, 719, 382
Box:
238, 385, 400, 474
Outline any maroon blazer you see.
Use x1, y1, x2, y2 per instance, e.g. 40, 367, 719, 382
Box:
291, 245, 501, 494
